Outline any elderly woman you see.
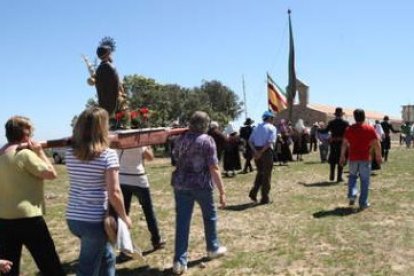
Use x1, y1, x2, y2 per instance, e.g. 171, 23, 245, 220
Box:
292, 118, 309, 161
171, 111, 227, 275
0, 116, 64, 276
65, 107, 131, 276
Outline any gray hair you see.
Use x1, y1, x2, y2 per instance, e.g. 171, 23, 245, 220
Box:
189, 111, 210, 133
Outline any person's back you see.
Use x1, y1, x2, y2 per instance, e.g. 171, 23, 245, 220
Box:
95, 60, 119, 115
240, 125, 253, 141
326, 107, 349, 182
66, 147, 118, 222
341, 109, 381, 210
171, 111, 226, 275
249, 121, 276, 148
0, 115, 63, 276
0, 149, 46, 219
173, 132, 216, 190
345, 123, 377, 161
327, 117, 349, 139
65, 107, 131, 276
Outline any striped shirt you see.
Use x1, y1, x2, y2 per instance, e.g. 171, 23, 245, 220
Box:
65, 148, 119, 222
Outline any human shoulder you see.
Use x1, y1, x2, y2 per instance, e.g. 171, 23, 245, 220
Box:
343, 119, 350, 126
15, 149, 41, 164
199, 133, 215, 143
101, 148, 119, 161
265, 122, 277, 131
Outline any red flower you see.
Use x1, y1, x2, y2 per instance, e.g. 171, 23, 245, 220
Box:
140, 107, 149, 114
130, 110, 139, 119
115, 111, 125, 120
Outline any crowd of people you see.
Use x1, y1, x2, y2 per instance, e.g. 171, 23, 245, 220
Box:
0, 37, 405, 275
0, 105, 404, 275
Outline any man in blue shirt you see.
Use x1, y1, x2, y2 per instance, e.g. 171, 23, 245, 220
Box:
248, 111, 277, 204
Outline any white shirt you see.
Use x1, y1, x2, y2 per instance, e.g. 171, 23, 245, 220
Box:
117, 147, 149, 188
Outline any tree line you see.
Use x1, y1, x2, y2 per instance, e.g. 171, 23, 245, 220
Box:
84, 75, 244, 128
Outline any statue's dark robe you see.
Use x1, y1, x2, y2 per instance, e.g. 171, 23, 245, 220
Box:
95, 61, 120, 115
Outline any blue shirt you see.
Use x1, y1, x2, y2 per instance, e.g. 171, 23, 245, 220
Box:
249, 122, 277, 147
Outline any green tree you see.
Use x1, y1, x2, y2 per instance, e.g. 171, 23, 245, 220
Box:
199, 80, 243, 125
120, 75, 243, 127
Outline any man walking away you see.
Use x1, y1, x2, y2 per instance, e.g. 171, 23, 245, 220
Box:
340, 109, 382, 211
380, 116, 399, 161
248, 111, 277, 204
326, 107, 349, 182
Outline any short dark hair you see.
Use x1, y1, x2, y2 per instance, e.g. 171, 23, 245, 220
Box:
353, 109, 365, 123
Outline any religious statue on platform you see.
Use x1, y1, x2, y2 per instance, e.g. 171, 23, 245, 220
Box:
83, 37, 130, 129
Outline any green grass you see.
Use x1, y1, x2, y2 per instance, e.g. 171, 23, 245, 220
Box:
19, 145, 414, 275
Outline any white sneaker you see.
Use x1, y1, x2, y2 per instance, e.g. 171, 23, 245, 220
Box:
172, 261, 187, 275
207, 246, 227, 259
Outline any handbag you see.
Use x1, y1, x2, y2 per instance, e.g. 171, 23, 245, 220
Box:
104, 205, 118, 245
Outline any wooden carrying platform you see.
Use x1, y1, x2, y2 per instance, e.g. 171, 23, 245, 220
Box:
19, 127, 188, 150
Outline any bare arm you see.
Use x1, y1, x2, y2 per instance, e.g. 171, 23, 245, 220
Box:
28, 139, 57, 180
370, 138, 382, 165
339, 138, 349, 166
209, 164, 226, 208
106, 168, 132, 228
143, 146, 154, 161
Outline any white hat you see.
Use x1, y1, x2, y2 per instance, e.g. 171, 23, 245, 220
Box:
210, 121, 219, 128
224, 123, 236, 135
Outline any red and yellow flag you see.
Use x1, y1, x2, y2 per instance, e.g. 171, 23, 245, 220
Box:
267, 73, 288, 113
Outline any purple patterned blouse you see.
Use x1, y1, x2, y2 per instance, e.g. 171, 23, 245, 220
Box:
171, 131, 218, 190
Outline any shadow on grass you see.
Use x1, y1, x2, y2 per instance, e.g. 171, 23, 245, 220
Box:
117, 265, 165, 275
313, 207, 357, 218
303, 161, 324, 165
299, 181, 339, 187
56, 260, 77, 275
222, 202, 260, 211
116, 256, 209, 275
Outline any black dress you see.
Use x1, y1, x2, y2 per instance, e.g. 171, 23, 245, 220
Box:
326, 118, 349, 164
223, 134, 242, 172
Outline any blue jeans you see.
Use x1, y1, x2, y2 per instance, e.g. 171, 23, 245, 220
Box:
173, 189, 220, 266
347, 161, 371, 207
67, 219, 115, 276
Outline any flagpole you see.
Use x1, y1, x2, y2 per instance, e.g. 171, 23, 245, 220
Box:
242, 74, 248, 119
287, 9, 297, 122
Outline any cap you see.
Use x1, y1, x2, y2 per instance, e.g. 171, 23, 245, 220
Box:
262, 111, 275, 120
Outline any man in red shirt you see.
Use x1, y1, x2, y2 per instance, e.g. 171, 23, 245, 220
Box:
340, 109, 382, 210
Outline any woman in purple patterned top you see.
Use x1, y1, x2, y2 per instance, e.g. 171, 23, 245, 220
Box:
171, 111, 227, 275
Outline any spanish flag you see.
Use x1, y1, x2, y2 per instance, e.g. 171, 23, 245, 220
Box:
267, 73, 288, 113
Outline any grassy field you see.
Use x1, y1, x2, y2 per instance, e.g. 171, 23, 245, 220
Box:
20, 145, 413, 275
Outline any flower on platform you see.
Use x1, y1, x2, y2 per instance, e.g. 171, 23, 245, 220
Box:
139, 107, 149, 114
130, 110, 139, 119
130, 107, 150, 129
115, 111, 125, 121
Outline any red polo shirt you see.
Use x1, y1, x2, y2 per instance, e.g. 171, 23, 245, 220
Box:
344, 123, 378, 161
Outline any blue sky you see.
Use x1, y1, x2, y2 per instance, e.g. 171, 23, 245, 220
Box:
1, 0, 413, 144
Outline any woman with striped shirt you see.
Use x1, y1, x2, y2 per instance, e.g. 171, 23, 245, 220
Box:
66, 107, 131, 276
